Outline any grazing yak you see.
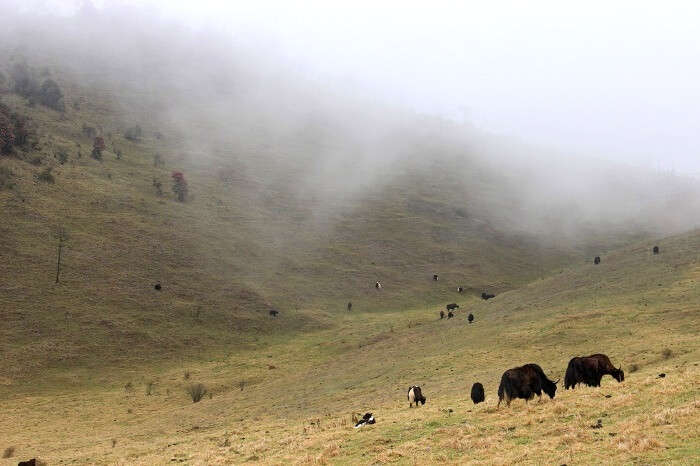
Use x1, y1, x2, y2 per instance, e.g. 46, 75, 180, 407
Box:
468, 313, 474, 323
354, 412, 375, 428
408, 386, 426, 407
565, 354, 624, 389
433, 274, 439, 281
154, 283, 161, 291
653, 245, 659, 254
375, 281, 382, 289
447, 311, 454, 318
347, 301, 352, 311
440, 310, 445, 319
594, 256, 601, 264
481, 292, 495, 300
18, 460, 37, 466
498, 363, 559, 407
457, 286, 464, 293
446, 303, 459, 311
471, 382, 485, 404
269, 309, 279, 317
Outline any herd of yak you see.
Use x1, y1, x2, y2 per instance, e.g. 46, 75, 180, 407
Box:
353, 353, 624, 428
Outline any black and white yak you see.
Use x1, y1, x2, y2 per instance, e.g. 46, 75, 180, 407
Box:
408, 386, 426, 407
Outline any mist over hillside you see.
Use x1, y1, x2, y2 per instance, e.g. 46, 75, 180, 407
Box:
1, 3, 698, 251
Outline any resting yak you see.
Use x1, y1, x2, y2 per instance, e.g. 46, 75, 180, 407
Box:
446, 303, 459, 311
564, 354, 624, 389
408, 386, 426, 407
481, 292, 495, 300
498, 363, 558, 407
471, 382, 485, 404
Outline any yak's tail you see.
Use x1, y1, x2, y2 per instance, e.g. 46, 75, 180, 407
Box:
497, 373, 508, 401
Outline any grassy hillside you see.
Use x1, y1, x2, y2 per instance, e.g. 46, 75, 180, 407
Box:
0, 68, 586, 383
1, 226, 698, 464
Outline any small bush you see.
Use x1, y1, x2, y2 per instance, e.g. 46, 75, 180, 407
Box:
662, 348, 673, 359
37, 167, 55, 183
187, 383, 207, 403
0, 166, 13, 190
2, 446, 14, 458
124, 125, 142, 141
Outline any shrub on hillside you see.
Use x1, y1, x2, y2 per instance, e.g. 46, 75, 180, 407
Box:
92, 136, 105, 160
0, 113, 15, 154
38, 79, 65, 112
187, 383, 207, 403
124, 125, 142, 141
172, 171, 188, 202
36, 167, 55, 183
0, 166, 14, 190
10, 62, 38, 98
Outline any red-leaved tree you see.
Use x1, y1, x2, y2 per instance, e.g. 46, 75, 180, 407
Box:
172, 171, 188, 202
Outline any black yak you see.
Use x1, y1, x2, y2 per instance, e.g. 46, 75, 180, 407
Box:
433, 274, 439, 281
440, 310, 445, 319
498, 363, 558, 407
457, 286, 464, 293
594, 256, 601, 264
154, 283, 161, 291
354, 412, 375, 428
446, 303, 459, 311
481, 292, 495, 300
471, 382, 485, 404
408, 386, 426, 407
447, 311, 454, 318
347, 301, 352, 311
653, 246, 659, 254
564, 354, 624, 389
269, 309, 279, 317
468, 313, 474, 323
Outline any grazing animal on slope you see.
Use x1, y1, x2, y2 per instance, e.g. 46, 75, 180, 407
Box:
471, 382, 485, 404
447, 311, 454, 319
440, 310, 445, 319
433, 274, 439, 281
457, 286, 464, 293
468, 313, 474, 323
481, 292, 495, 300
154, 283, 161, 291
17, 460, 37, 466
498, 363, 559, 407
446, 303, 459, 311
347, 301, 352, 311
653, 246, 659, 254
375, 281, 382, 289
408, 386, 426, 407
565, 354, 624, 389
354, 412, 375, 428
269, 309, 279, 317
594, 256, 601, 264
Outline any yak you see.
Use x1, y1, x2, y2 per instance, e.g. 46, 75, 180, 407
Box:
447, 311, 454, 318
653, 245, 659, 254
269, 309, 279, 317
594, 256, 601, 264
446, 303, 459, 311
375, 281, 382, 289
481, 293, 495, 300
354, 412, 375, 428
440, 310, 445, 319
498, 363, 559, 407
347, 301, 352, 311
433, 274, 439, 281
468, 313, 474, 323
457, 286, 464, 293
564, 354, 624, 389
408, 386, 426, 407
471, 382, 485, 404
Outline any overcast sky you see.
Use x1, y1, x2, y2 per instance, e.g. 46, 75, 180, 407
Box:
25, 0, 700, 174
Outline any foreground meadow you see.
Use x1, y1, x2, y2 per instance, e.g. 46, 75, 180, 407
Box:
1, 232, 699, 464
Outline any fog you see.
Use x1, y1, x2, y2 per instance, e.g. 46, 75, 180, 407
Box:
2, 0, 700, 244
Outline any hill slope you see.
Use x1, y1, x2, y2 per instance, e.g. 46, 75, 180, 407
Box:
1, 227, 698, 464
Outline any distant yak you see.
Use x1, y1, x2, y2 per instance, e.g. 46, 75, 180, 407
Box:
564, 354, 624, 389
433, 274, 439, 281
481, 293, 495, 300
457, 286, 464, 293
154, 283, 161, 291
446, 303, 459, 311
17, 460, 37, 466
408, 386, 426, 407
594, 256, 601, 264
440, 310, 445, 319
498, 363, 559, 407
447, 311, 454, 319
375, 281, 382, 289
653, 246, 659, 254
470, 382, 485, 404
269, 309, 279, 317
347, 301, 352, 311
468, 313, 474, 323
